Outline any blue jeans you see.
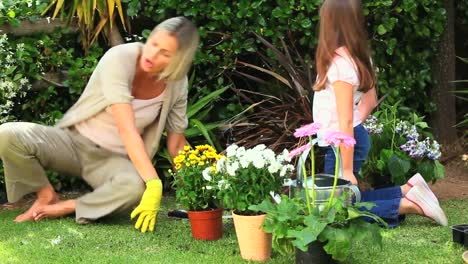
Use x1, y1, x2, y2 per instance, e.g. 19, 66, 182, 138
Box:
323, 124, 403, 228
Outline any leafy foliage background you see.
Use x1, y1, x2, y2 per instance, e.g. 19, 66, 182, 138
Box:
1, 0, 465, 199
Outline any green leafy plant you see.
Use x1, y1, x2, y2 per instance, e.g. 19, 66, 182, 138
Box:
215, 144, 294, 215
361, 102, 445, 186
171, 144, 222, 211
250, 123, 385, 261
251, 195, 384, 261
0, 0, 48, 26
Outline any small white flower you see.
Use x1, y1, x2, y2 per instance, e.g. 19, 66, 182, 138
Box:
202, 167, 212, 181
20, 77, 29, 86
17, 43, 25, 52
280, 164, 294, 177
239, 155, 250, 168
244, 149, 257, 163
216, 157, 225, 172
262, 148, 276, 163
253, 144, 266, 152
226, 144, 238, 157
226, 161, 239, 176
205, 186, 213, 190
267, 162, 281, 174
236, 146, 246, 157
278, 149, 291, 163
252, 156, 265, 169
5, 54, 13, 64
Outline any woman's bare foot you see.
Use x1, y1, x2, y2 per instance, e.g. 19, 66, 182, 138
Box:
14, 185, 59, 223
32, 200, 76, 221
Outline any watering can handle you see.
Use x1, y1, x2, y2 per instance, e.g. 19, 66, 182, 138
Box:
346, 185, 361, 203
296, 147, 312, 187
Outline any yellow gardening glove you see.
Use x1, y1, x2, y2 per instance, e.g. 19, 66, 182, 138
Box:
130, 178, 162, 233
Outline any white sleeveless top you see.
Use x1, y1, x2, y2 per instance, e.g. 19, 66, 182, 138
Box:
75, 91, 165, 154
313, 47, 363, 146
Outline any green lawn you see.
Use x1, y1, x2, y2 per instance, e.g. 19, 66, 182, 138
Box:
0, 197, 466, 264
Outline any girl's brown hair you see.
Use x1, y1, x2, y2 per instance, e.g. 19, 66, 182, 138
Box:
313, 0, 376, 92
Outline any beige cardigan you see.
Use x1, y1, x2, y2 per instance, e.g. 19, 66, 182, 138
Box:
55, 42, 189, 159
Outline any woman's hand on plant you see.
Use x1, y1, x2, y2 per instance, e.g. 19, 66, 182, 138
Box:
130, 178, 163, 233
343, 170, 358, 185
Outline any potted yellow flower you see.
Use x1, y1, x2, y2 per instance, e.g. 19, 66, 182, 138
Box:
171, 144, 223, 240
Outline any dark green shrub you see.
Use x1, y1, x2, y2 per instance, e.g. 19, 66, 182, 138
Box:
132, 0, 446, 115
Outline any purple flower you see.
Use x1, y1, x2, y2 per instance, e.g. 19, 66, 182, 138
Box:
425, 137, 441, 160
288, 143, 312, 158
405, 125, 419, 140
395, 120, 407, 134
323, 131, 356, 148
400, 140, 416, 152
293, 122, 322, 138
363, 116, 383, 134
409, 141, 427, 159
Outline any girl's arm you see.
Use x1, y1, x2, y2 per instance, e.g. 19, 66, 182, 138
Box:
333, 81, 358, 185
358, 87, 377, 123
111, 103, 158, 182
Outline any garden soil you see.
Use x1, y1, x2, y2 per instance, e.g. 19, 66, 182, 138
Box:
430, 158, 468, 200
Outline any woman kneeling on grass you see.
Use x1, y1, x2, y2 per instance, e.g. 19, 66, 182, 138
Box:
0, 17, 199, 233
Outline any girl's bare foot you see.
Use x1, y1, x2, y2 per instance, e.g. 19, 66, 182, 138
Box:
14, 185, 59, 223
32, 200, 76, 221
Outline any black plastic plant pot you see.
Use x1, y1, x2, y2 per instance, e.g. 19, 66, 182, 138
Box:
465, 230, 468, 248
295, 241, 336, 264
451, 225, 468, 246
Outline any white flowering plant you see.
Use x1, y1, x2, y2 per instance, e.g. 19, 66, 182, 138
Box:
362, 102, 444, 186
215, 144, 294, 215
0, 34, 32, 123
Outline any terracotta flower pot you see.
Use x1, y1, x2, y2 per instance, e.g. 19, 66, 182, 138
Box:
232, 211, 272, 262
187, 208, 223, 240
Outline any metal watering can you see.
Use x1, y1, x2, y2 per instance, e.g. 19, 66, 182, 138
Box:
289, 147, 361, 204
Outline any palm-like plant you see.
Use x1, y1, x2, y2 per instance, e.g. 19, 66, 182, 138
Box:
453, 56, 468, 129
41, 0, 126, 52
231, 32, 315, 152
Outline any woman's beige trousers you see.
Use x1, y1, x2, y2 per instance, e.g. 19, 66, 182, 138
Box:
0, 122, 145, 223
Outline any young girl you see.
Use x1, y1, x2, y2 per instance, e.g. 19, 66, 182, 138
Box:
0, 17, 199, 233
312, 0, 447, 227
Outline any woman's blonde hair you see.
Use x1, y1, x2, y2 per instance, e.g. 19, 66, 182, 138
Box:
150, 17, 199, 81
